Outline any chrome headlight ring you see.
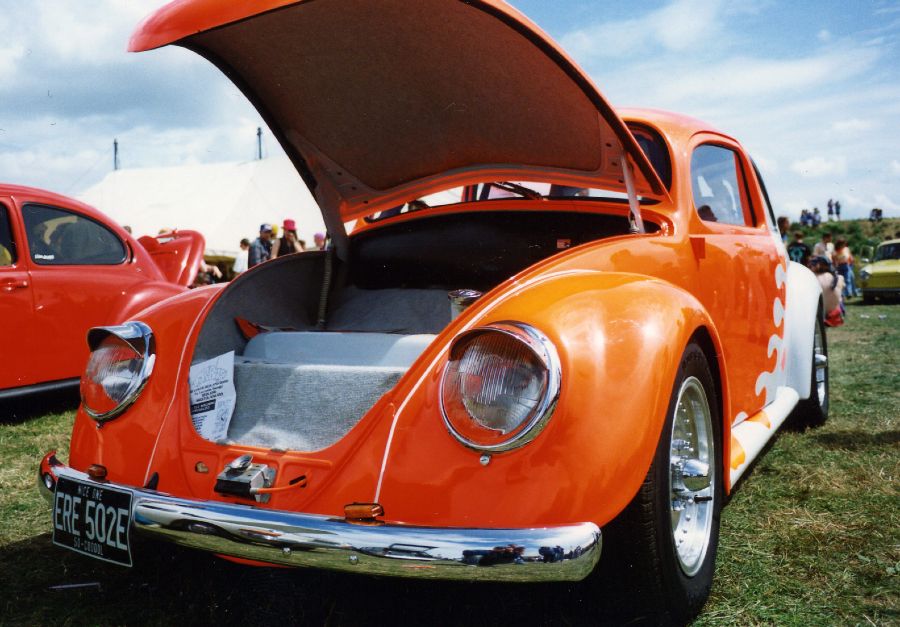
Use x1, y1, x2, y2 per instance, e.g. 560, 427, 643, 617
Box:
440, 321, 561, 453
81, 321, 155, 425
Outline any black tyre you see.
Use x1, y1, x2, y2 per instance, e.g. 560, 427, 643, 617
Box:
793, 303, 829, 427
596, 342, 722, 624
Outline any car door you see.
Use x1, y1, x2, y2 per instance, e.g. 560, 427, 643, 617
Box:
0, 198, 39, 390
20, 201, 132, 384
687, 137, 786, 424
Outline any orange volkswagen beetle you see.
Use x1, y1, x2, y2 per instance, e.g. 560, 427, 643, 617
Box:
38, 0, 828, 621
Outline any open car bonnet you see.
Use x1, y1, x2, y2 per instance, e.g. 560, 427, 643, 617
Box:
130, 0, 666, 232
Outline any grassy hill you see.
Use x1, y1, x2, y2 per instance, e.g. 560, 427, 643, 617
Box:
788, 216, 900, 257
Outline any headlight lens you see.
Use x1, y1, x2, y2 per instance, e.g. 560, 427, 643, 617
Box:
859, 269, 870, 280
440, 322, 560, 452
81, 321, 155, 423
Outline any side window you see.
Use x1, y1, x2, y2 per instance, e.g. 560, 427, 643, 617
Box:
690, 144, 749, 226
22, 204, 126, 266
751, 159, 778, 229
627, 123, 672, 189
0, 204, 16, 266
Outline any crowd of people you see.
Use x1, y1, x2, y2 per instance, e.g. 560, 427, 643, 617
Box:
780, 225, 857, 328
798, 198, 843, 227
232, 220, 327, 275
194, 219, 326, 286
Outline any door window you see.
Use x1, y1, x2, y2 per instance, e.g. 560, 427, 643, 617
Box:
691, 145, 749, 226
0, 204, 16, 266
22, 204, 125, 265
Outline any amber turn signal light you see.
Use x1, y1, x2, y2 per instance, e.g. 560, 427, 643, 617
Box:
87, 464, 108, 481
344, 502, 384, 521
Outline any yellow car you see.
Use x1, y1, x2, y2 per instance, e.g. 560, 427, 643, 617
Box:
860, 238, 900, 303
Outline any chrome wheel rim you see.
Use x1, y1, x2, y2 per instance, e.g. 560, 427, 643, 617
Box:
669, 376, 715, 577
814, 320, 827, 406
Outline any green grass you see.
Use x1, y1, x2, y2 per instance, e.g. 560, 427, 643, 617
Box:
1, 304, 897, 625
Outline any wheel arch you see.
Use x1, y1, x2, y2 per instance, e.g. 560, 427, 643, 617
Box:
685, 323, 737, 494
783, 261, 823, 400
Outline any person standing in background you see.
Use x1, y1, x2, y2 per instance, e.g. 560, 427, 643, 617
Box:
835, 200, 841, 220
813, 232, 834, 262
811, 256, 844, 327
787, 231, 812, 266
232, 238, 250, 275
833, 238, 857, 298
248, 223, 274, 268
270, 219, 305, 259
827, 199, 834, 222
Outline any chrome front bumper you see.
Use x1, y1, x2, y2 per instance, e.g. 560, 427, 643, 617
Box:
38, 455, 601, 582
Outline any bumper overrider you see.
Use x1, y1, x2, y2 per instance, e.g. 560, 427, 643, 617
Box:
39, 453, 601, 582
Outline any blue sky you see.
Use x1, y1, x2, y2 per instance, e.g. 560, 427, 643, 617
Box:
1, 0, 898, 220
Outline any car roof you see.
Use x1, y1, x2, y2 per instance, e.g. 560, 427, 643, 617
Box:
0, 183, 106, 218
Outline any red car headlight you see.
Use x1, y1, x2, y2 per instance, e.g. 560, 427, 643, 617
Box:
81, 321, 155, 424
440, 322, 561, 452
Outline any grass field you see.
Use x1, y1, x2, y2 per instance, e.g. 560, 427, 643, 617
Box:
1, 301, 897, 626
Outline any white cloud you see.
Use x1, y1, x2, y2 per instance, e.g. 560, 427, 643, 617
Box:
891, 160, 900, 175
0, 44, 24, 80
832, 118, 874, 133
34, 1, 151, 65
650, 48, 878, 104
817, 29, 832, 43
790, 156, 847, 178
753, 154, 779, 175
873, 193, 899, 211
560, 0, 723, 60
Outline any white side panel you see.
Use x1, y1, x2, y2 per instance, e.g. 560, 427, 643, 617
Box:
781, 261, 821, 400
730, 386, 799, 487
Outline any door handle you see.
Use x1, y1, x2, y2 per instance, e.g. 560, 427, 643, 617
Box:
0, 278, 28, 292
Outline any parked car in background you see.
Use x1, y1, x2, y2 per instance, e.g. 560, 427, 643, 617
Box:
0, 184, 204, 399
38, 1, 828, 623
859, 238, 900, 303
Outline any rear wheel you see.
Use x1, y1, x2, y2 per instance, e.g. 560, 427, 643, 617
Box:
793, 304, 829, 427
596, 342, 722, 623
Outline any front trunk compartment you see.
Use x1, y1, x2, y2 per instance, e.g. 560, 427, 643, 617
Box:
191, 208, 656, 453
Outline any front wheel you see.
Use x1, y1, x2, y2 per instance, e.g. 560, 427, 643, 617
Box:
596, 342, 722, 623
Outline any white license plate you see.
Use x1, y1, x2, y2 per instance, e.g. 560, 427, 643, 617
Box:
52, 476, 133, 567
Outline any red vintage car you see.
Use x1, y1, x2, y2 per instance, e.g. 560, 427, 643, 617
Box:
38, 1, 828, 622
0, 184, 204, 399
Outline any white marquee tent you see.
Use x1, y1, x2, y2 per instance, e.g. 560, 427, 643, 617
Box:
79, 156, 326, 257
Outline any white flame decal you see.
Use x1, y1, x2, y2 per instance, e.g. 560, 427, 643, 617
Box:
753, 260, 788, 408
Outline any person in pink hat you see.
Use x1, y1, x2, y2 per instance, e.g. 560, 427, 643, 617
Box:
270, 218, 306, 259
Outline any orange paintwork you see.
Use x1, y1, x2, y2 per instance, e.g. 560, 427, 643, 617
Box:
67, 111, 787, 526
747, 411, 772, 429
0, 184, 202, 393
64, 1, 792, 545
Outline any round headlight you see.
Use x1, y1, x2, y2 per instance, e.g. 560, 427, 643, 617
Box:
81, 321, 155, 424
440, 322, 560, 452
859, 269, 870, 281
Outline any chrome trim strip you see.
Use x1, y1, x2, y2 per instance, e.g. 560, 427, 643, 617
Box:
82, 321, 156, 424
440, 321, 562, 453
39, 462, 599, 582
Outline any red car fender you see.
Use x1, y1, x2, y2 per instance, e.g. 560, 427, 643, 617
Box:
107, 281, 188, 323
374, 270, 728, 529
